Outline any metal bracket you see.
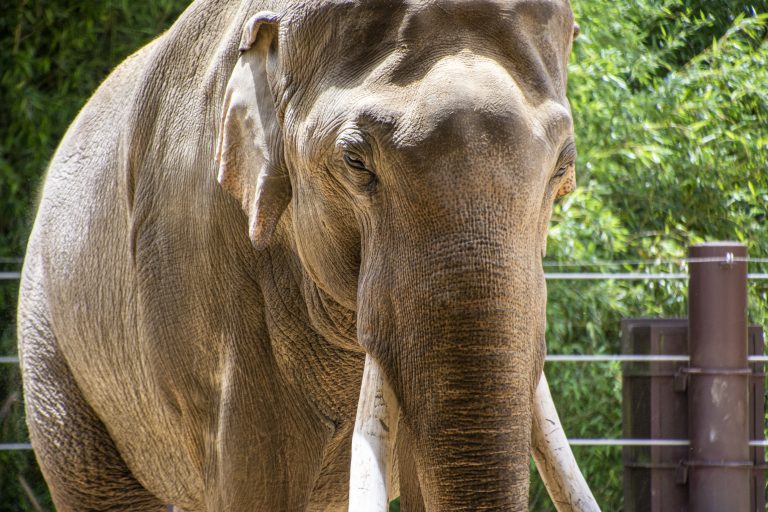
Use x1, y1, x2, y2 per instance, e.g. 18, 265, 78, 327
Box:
684, 459, 754, 469
675, 366, 752, 391
721, 251, 735, 267
675, 366, 755, 391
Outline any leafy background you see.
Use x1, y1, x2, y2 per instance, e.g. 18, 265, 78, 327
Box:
1, 0, 767, 510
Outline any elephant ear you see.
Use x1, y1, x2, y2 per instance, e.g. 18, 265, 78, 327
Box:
216, 11, 290, 250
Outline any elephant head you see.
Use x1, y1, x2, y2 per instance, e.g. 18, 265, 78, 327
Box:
217, 1, 593, 509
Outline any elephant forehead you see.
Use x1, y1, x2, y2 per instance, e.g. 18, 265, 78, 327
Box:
293, 53, 571, 163
389, 0, 573, 94
280, 0, 574, 100
390, 55, 534, 143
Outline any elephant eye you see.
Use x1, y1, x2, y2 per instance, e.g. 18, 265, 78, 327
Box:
552, 140, 576, 179
343, 152, 368, 171
341, 151, 378, 193
337, 131, 378, 193
553, 164, 569, 178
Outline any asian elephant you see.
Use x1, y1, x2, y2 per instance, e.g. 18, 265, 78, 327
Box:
17, 0, 599, 510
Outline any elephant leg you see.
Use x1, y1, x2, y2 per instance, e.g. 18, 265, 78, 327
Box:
203, 350, 335, 512
19, 312, 164, 512
396, 424, 425, 512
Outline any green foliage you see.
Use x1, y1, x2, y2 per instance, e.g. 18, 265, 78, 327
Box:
1, 0, 767, 510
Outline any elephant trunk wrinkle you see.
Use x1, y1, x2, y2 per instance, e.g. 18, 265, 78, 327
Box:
384, 311, 536, 509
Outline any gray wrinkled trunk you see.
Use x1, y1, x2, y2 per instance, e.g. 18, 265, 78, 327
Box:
358, 228, 545, 510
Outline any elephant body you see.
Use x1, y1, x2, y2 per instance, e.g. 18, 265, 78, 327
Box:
19, 2, 359, 509
18, 1, 589, 510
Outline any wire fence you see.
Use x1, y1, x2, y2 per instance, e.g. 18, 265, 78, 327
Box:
2, 354, 767, 365
3, 255, 768, 281
1, 253, 767, 452
4, 273, 768, 281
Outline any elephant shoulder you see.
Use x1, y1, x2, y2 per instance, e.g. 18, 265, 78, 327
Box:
30, 35, 168, 284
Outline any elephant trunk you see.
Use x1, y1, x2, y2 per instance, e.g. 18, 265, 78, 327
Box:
400, 304, 535, 510
356, 231, 547, 510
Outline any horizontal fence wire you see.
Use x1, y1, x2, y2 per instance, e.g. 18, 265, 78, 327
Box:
547, 354, 768, 363
0, 443, 33, 451
545, 272, 689, 280
546, 272, 768, 280
569, 439, 690, 446
542, 255, 768, 280
547, 354, 689, 362
542, 256, 768, 267
4, 272, 768, 281
568, 439, 768, 447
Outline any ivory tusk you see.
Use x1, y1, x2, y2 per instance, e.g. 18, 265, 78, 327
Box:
349, 354, 399, 511
532, 374, 601, 512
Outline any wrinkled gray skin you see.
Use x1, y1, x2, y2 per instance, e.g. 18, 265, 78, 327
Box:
18, 1, 577, 510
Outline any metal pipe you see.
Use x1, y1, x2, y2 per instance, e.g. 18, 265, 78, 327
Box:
688, 242, 751, 511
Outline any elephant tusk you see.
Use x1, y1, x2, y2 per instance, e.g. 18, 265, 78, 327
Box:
349, 354, 399, 511
532, 374, 601, 512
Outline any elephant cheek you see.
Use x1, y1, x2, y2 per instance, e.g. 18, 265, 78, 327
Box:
291, 194, 361, 309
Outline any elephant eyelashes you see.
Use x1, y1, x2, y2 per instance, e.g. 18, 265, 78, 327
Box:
553, 140, 576, 178
343, 152, 367, 171
341, 151, 378, 192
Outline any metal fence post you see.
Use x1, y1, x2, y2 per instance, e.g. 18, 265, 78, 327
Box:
621, 319, 689, 511
687, 242, 751, 511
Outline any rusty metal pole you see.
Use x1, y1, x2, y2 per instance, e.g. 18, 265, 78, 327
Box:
687, 242, 751, 511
